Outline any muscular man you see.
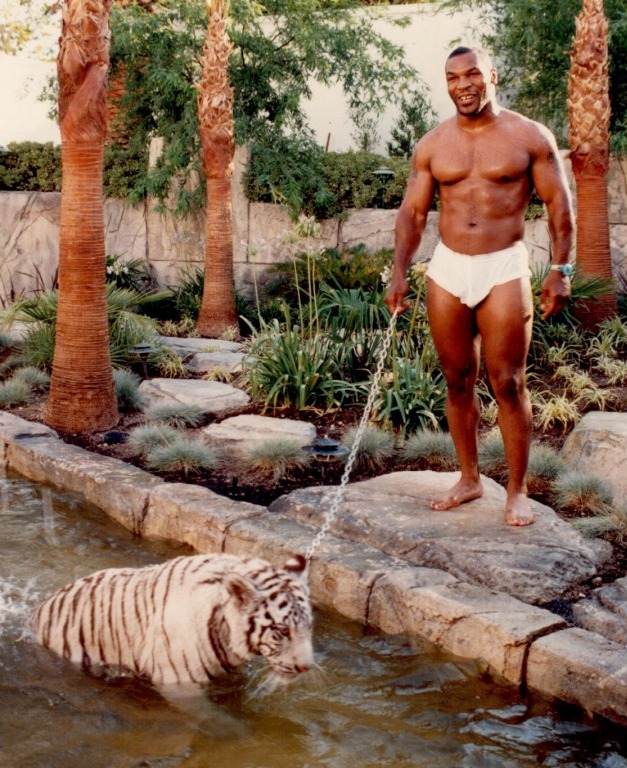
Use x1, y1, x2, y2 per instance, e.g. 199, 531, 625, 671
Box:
385, 46, 574, 526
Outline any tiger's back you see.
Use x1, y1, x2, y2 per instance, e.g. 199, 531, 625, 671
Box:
33, 553, 313, 687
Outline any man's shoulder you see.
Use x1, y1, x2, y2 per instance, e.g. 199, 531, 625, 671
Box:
415, 119, 455, 152
499, 108, 555, 143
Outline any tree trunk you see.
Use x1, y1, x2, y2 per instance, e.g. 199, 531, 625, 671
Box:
196, 1, 238, 338
568, 0, 617, 328
45, 0, 119, 433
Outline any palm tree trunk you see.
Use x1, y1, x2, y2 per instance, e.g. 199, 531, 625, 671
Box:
45, 0, 119, 433
568, 0, 617, 328
196, 0, 238, 338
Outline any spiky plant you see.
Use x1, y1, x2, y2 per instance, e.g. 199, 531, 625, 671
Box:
113, 369, 146, 412
401, 429, 457, 470
242, 439, 311, 484
0, 378, 33, 407
526, 443, 567, 497
478, 430, 507, 479
145, 438, 218, 477
145, 404, 207, 429
341, 424, 395, 471
127, 423, 183, 458
533, 393, 582, 432
11, 366, 50, 390
552, 470, 614, 516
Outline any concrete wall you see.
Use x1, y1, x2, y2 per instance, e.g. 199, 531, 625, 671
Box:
1, 151, 626, 306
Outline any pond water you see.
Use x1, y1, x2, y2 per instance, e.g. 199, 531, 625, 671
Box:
1, 468, 627, 768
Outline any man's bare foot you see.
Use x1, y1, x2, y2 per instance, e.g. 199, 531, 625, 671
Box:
430, 479, 483, 511
505, 492, 534, 526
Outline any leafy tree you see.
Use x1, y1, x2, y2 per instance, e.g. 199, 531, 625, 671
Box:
107, 0, 428, 213
440, 0, 627, 150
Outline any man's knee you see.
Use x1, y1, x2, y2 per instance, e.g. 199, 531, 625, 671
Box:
491, 369, 526, 404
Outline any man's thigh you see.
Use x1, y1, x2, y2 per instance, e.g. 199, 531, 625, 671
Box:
426, 277, 479, 374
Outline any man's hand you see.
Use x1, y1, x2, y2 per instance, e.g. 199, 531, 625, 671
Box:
539, 271, 571, 320
384, 276, 411, 315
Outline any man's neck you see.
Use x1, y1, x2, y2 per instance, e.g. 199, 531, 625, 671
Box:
457, 101, 501, 132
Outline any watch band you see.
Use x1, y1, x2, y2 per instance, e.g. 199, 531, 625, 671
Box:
551, 263, 574, 277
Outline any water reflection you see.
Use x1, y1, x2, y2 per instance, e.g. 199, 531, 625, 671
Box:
1, 469, 626, 768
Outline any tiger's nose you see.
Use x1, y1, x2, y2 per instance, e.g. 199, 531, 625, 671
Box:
294, 662, 312, 673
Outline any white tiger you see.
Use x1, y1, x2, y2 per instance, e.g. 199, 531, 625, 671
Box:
32, 553, 314, 687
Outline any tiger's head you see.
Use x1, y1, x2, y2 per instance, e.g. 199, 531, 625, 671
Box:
225, 554, 314, 684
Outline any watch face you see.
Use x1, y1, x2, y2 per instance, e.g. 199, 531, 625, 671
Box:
560, 264, 574, 276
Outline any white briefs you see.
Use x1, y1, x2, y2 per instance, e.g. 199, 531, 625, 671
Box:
425, 240, 531, 309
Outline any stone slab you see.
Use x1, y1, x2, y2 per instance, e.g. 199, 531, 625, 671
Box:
185, 351, 245, 375
527, 627, 627, 726
270, 470, 611, 605
572, 576, 627, 645
370, 578, 565, 685
202, 414, 316, 449
561, 412, 627, 503
142, 481, 266, 553
159, 337, 241, 355
7, 434, 163, 533
138, 378, 250, 413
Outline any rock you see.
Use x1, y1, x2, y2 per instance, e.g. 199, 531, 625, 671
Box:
561, 412, 627, 502
572, 576, 627, 645
270, 470, 612, 605
202, 414, 316, 450
185, 351, 245, 375
159, 337, 241, 355
527, 628, 627, 726
138, 378, 249, 413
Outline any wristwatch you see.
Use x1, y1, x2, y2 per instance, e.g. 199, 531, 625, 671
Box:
551, 263, 574, 277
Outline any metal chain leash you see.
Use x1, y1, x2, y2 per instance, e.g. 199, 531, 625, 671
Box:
305, 310, 400, 561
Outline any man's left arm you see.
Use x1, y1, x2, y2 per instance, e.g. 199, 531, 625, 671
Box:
530, 127, 575, 319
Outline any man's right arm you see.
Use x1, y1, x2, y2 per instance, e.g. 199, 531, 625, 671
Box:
385, 139, 436, 314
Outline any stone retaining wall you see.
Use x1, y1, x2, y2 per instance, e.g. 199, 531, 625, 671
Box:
2, 409, 627, 725
1, 151, 626, 306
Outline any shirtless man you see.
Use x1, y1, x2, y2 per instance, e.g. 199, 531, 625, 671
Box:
384, 46, 574, 526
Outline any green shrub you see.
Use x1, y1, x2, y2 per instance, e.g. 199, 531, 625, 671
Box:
145, 403, 207, 429
113, 369, 146, 412
145, 438, 218, 477
401, 429, 457, 467
340, 424, 395, 471
0, 378, 33, 406
0, 142, 61, 192
242, 438, 311, 484
127, 423, 183, 458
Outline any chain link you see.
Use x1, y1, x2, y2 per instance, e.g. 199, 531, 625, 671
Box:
305, 310, 399, 561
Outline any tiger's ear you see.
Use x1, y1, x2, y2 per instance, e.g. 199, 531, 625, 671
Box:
226, 573, 257, 608
284, 554, 308, 581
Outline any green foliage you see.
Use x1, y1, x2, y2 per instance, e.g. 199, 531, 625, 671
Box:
145, 438, 218, 477
11, 365, 50, 391
440, 0, 627, 149
171, 268, 205, 321
246, 318, 346, 411
386, 89, 438, 159
2, 285, 167, 371
340, 424, 395, 471
0, 377, 33, 407
106, 255, 153, 292
0, 142, 61, 192
242, 438, 311, 484
104, 0, 426, 213
113, 369, 146, 413
552, 471, 614, 516
371, 353, 447, 436
401, 429, 457, 466
127, 423, 183, 458
145, 403, 207, 429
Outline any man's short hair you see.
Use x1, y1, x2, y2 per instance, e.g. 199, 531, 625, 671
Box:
447, 46, 493, 70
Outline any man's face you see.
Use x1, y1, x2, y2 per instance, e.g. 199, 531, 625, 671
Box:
445, 51, 496, 117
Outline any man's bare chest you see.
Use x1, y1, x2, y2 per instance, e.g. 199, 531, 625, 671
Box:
430, 136, 532, 186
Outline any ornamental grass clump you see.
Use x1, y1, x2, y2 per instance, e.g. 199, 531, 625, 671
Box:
11, 366, 50, 390
341, 424, 395, 471
127, 423, 183, 458
113, 369, 146, 413
145, 438, 218, 477
241, 438, 311, 484
401, 429, 457, 470
551, 471, 614, 517
0, 377, 33, 407
145, 403, 207, 429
